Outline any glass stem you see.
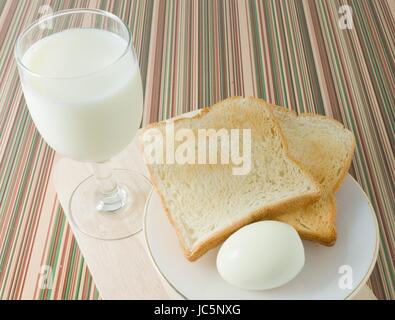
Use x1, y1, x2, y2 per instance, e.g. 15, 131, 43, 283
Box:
91, 161, 125, 212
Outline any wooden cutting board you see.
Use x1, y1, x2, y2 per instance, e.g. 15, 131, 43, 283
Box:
53, 135, 182, 300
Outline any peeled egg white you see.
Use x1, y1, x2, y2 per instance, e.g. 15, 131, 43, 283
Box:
216, 221, 305, 290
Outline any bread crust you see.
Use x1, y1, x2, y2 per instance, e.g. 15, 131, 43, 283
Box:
141, 96, 322, 261
290, 194, 337, 246
267, 103, 355, 246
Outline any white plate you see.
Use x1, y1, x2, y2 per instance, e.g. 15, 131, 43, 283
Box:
144, 173, 379, 300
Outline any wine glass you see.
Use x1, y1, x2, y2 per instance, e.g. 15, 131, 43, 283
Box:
15, 9, 151, 240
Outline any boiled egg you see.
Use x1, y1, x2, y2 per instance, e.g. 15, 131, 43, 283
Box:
216, 221, 305, 290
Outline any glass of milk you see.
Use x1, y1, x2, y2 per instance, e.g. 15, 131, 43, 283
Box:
15, 9, 151, 240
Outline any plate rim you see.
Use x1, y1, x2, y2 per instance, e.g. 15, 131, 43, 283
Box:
143, 174, 380, 300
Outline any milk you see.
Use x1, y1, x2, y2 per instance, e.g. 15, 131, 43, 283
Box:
20, 28, 143, 162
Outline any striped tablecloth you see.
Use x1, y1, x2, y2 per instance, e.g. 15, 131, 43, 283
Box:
0, 0, 393, 300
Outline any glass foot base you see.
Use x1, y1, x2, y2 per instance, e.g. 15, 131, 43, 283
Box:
69, 169, 152, 240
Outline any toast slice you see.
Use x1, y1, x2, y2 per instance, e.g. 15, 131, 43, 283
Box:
141, 97, 321, 260
269, 105, 355, 245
